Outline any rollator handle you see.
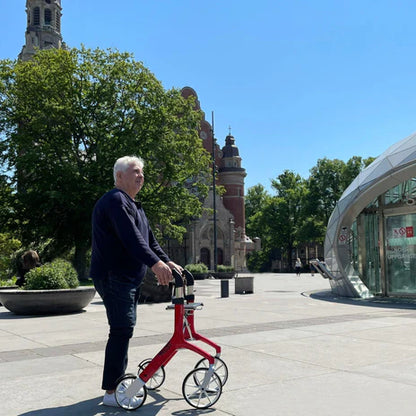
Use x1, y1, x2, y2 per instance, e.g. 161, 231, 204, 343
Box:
172, 268, 185, 304
172, 268, 184, 287
183, 269, 195, 302
183, 269, 194, 286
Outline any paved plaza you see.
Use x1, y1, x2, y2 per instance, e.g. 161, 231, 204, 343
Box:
2, 273, 416, 415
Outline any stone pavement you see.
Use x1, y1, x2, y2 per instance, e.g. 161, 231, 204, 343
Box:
2, 273, 416, 415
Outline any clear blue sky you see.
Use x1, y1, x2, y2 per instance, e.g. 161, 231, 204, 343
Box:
3, 0, 416, 192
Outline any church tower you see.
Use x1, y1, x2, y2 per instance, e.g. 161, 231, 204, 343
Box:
218, 133, 248, 269
218, 133, 247, 236
178, 87, 251, 271
19, 0, 64, 62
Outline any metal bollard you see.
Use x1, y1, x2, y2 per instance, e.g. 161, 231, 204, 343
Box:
221, 279, 229, 298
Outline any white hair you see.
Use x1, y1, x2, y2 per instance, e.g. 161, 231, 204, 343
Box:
113, 156, 144, 183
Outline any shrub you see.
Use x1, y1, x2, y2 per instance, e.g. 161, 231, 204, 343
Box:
0, 277, 17, 287
24, 259, 79, 290
185, 263, 209, 274
0, 233, 22, 280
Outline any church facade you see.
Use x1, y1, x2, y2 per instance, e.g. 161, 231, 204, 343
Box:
17, 1, 255, 272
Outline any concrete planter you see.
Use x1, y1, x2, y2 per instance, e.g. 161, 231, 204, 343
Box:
211, 272, 236, 279
0, 286, 18, 306
235, 276, 254, 294
192, 273, 209, 280
0, 287, 96, 315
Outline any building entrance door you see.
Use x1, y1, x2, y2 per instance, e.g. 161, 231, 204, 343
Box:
385, 213, 416, 296
360, 212, 382, 295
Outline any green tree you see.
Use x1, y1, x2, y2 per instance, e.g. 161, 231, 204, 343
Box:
341, 155, 375, 189
306, 156, 375, 225
0, 233, 21, 280
271, 170, 308, 269
303, 156, 375, 241
245, 156, 375, 272
307, 158, 346, 224
0, 174, 13, 231
245, 171, 308, 272
0, 47, 210, 278
245, 184, 270, 218
245, 184, 271, 238
245, 185, 273, 272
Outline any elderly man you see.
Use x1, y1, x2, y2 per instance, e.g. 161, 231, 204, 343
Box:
90, 155, 181, 407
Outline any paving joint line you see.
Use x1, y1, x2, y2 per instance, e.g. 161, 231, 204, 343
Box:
2, 310, 414, 363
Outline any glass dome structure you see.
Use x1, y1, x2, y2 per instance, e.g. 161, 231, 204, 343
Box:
325, 132, 416, 298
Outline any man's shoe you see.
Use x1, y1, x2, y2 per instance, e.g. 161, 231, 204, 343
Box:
102, 392, 118, 407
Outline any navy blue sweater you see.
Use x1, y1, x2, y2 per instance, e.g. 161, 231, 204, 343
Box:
90, 188, 170, 284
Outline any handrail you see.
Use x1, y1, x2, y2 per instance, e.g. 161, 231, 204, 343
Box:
310, 259, 334, 280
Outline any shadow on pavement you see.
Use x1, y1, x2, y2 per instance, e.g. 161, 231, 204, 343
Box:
17, 391, 217, 416
307, 289, 416, 310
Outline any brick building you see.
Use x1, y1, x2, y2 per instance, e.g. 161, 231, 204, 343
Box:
167, 87, 255, 272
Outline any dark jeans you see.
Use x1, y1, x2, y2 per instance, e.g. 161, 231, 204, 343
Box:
93, 274, 141, 391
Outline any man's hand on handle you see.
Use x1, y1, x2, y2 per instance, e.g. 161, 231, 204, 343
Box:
152, 260, 184, 286
166, 261, 183, 274
151, 261, 172, 286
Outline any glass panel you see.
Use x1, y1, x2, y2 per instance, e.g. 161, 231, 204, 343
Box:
357, 212, 381, 294
384, 178, 416, 206
363, 158, 394, 186
385, 214, 416, 295
350, 220, 359, 271
364, 212, 381, 294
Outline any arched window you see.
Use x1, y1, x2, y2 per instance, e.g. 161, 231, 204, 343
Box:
33, 7, 40, 25
55, 11, 61, 31
201, 226, 224, 241
45, 9, 52, 26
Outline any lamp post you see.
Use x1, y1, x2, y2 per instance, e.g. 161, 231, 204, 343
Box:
211, 111, 218, 273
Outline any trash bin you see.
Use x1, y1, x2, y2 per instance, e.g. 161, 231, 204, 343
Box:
221, 280, 229, 298
234, 276, 254, 294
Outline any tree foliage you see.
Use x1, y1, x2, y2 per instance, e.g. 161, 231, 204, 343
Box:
307, 158, 345, 224
0, 47, 210, 278
245, 156, 374, 272
270, 171, 308, 262
0, 233, 21, 280
245, 184, 271, 237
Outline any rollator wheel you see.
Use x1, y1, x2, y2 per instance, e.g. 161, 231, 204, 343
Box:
182, 367, 222, 409
137, 358, 166, 390
115, 373, 147, 410
194, 357, 228, 386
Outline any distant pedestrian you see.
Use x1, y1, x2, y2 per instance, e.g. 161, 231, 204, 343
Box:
16, 250, 41, 287
310, 261, 316, 276
295, 258, 302, 276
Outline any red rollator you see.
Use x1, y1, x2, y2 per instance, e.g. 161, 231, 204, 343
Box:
114, 269, 228, 410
